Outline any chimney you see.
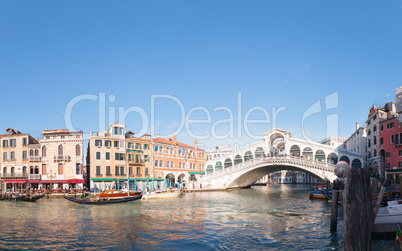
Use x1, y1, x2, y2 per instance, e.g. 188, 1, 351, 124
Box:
157, 134, 160, 138
45, 127, 48, 131
172, 135, 177, 145
194, 140, 198, 149
356, 123, 359, 131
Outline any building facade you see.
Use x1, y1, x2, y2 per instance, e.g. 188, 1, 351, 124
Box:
153, 136, 206, 187
366, 102, 397, 179
38, 129, 84, 190
379, 117, 402, 180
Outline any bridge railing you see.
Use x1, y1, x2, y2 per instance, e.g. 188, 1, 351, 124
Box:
201, 155, 336, 181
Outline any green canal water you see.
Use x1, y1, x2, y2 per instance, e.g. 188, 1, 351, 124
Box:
0, 184, 397, 250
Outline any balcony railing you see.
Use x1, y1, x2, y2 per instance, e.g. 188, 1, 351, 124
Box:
29, 156, 42, 162
54, 155, 71, 161
29, 174, 41, 180
1, 172, 28, 178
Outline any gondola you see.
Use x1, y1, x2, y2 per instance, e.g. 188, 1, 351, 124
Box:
63, 192, 142, 205
21, 193, 45, 202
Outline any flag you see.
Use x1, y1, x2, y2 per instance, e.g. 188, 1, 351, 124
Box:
396, 224, 402, 243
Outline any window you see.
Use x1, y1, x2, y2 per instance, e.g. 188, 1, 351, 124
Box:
120, 166, 125, 175
144, 144, 149, 150
119, 128, 124, 135
105, 140, 111, 147
387, 123, 390, 129
368, 152, 371, 159
400, 150, 402, 157
368, 129, 371, 136
155, 160, 158, 166
115, 153, 125, 161
373, 114, 377, 120
106, 152, 110, 160
42, 164, 47, 175
42, 146, 46, 157
115, 166, 120, 175
381, 125, 384, 131
374, 150, 377, 157
144, 155, 149, 162
373, 125, 377, 132
166, 161, 169, 167
114, 127, 118, 135
386, 152, 390, 158
391, 135, 395, 144
58, 145, 63, 156
61, 135, 65, 139
106, 166, 111, 175
10, 139, 16, 147
159, 160, 162, 167
368, 140, 371, 148
374, 136, 377, 145
2, 140, 8, 148
95, 140, 102, 147
22, 138, 27, 146
22, 151, 27, 160
3, 152, 7, 161
171, 161, 174, 168
399, 162, 402, 168
76, 164, 81, 175
11, 151, 15, 161
135, 154, 141, 163
391, 122, 395, 129
381, 138, 384, 145
76, 145, 81, 156
96, 166, 101, 175
58, 163, 63, 175
128, 142, 133, 149
136, 167, 141, 175
145, 168, 149, 176
114, 141, 119, 148
96, 152, 101, 160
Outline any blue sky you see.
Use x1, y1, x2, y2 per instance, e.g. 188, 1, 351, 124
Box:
0, 0, 401, 149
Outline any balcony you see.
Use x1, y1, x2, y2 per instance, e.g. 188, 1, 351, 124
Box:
54, 155, 71, 162
95, 174, 104, 177
29, 174, 41, 180
128, 159, 145, 165
1, 172, 28, 179
395, 140, 402, 147
29, 156, 42, 162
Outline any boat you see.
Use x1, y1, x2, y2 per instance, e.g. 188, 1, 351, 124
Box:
7, 194, 26, 202
63, 192, 142, 205
21, 193, 45, 202
375, 200, 402, 224
99, 190, 131, 199
142, 190, 182, 200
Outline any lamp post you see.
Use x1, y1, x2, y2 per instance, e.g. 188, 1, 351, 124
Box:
47, 172, 56, 194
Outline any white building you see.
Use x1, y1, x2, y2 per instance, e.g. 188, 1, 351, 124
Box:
342, 123, 367, 156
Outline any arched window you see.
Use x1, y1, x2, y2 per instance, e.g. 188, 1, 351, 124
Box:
42, 146, 46, 157
3, 167, 6, 174
35, 149, 39, 156
58, 145, 63, 156
76, 144, 81, 156
30, 149, 34, 156
11, 167, 15, 174
374, 150, 377, 157
374, 136, 377, 145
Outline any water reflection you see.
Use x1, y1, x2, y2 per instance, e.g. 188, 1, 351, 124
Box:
0, 185, 397, 250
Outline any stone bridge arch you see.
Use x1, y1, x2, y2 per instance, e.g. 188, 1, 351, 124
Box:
225, 163, 328, 189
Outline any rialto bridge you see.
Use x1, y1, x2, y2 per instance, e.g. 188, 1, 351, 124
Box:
191, 128, 364, 190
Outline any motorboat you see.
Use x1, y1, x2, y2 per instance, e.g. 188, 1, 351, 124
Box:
142, 190, 182, 200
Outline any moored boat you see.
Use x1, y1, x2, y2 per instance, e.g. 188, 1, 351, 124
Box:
375, 200, 402, 224
21, 193, 45, 202
63, 192, 142, 205
142, 190, 182, 200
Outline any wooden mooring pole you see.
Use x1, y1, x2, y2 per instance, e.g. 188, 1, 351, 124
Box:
343, 167, 372, 251
330, 180, 339, 232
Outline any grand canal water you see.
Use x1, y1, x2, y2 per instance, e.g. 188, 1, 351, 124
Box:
0, 184, 396, 250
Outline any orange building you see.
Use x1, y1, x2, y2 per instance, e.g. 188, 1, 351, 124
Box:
153, 136, 206, 187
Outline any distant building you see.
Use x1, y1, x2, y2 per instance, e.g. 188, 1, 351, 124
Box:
318, 137, 346, 148
342, 123, 367, 156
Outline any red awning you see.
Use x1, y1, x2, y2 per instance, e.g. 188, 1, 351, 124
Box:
68, 179, 85, 184
28, 180, 40, 183
3, 179, 27, 183
39, 180, 68, 183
